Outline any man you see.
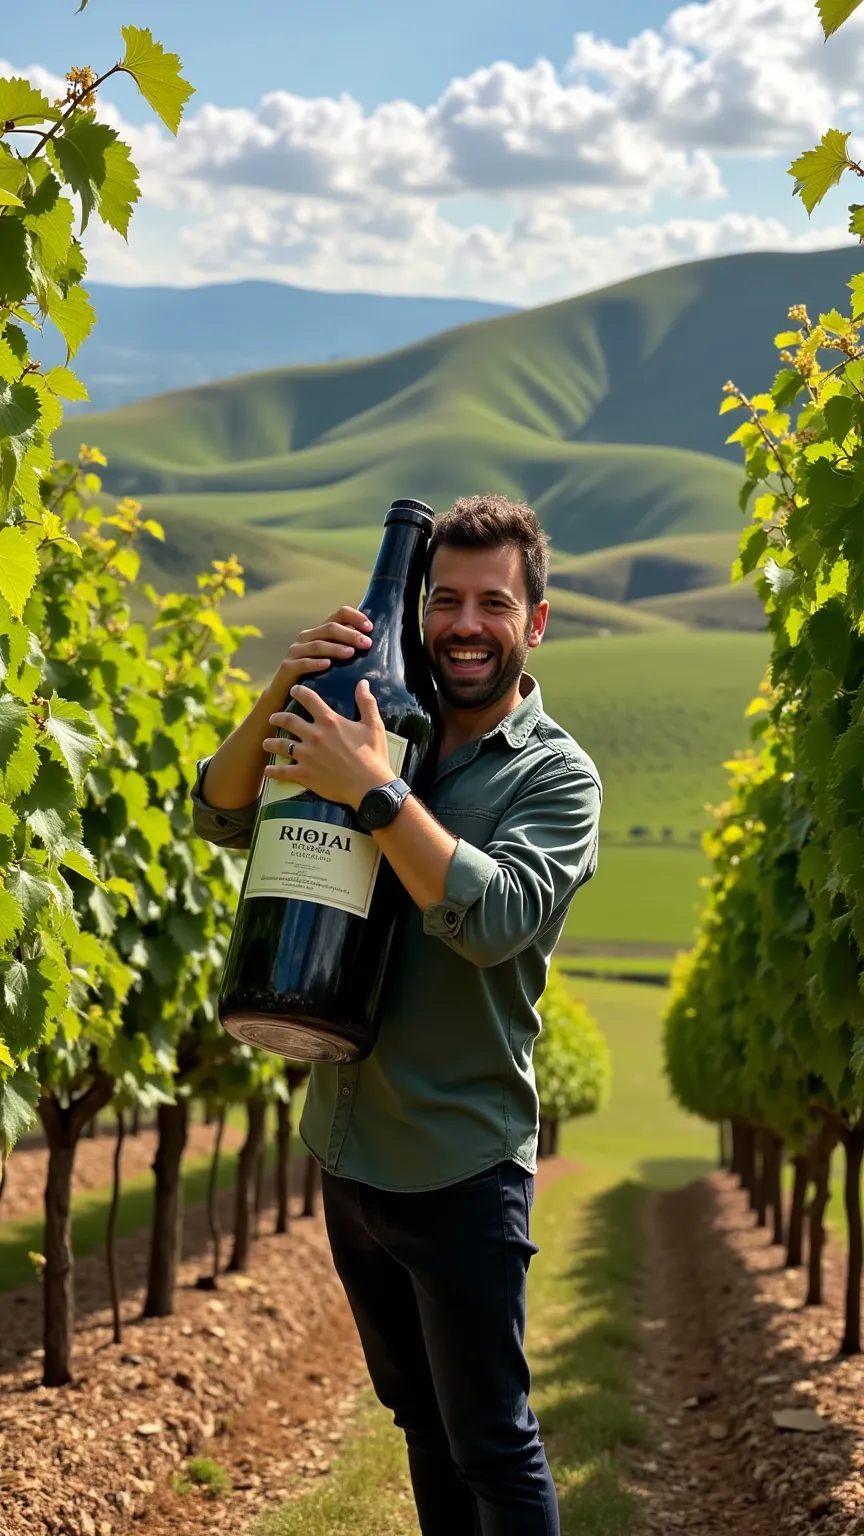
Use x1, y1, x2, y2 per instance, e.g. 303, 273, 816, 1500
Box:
192, 495, 602, 1536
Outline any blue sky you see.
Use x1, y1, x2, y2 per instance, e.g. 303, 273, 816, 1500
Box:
5, 1, 671, 113
2, 0, 858, 304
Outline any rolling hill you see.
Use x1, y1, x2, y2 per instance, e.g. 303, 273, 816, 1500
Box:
46, 282, 515, 414
58, 246, 863, 563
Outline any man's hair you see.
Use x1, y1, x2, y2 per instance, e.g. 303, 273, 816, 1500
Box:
426, 494, 549, 609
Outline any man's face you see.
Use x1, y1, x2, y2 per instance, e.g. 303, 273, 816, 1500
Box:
423, 543, 548, 711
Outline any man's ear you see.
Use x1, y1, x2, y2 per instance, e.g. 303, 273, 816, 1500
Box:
527, 600, 549, 649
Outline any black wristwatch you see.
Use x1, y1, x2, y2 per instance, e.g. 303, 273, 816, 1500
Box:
357, 778, 411, 831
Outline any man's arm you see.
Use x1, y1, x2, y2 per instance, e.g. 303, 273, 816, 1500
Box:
266, 680, 601, 968
417, 765, 600, 968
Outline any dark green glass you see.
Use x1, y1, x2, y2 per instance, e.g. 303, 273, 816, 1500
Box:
218, 499, 438, 1062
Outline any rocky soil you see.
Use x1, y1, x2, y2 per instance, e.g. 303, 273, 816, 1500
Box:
633, 1171, 864, 1535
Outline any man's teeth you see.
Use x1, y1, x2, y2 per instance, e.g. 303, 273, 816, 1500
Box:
449, 650, 490, 661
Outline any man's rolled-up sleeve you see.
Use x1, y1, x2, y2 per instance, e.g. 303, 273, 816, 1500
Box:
422, 762, 601, 969
190, 758, 260, 851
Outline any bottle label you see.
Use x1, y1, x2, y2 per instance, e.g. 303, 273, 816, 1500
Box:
244, 732, 408, 918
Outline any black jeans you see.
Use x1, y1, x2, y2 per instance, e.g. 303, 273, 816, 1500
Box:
321, 1160, 560, 1536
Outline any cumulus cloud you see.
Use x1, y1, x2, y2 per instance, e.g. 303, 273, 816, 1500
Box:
85, 196, 850, 306
115, 0, 864, 216
3, 0, 861, 303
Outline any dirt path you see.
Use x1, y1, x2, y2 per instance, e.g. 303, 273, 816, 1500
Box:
0, 1120, 245, 1225
633, 1173, 864, 1536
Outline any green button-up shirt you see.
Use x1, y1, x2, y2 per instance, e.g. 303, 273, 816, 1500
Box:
191, 676, 601, 1191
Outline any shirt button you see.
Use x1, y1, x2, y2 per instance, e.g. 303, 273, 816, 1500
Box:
445, 910, 458, 928
341, 1085, 352, 1098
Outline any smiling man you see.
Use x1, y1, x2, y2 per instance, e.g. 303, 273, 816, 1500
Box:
192, 494, 602, 1536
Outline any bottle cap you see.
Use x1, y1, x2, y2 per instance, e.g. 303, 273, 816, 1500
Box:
386, 498, 434, 531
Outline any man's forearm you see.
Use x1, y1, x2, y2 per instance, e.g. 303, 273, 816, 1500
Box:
372, 794, 457, 911
202, 682, 285, 810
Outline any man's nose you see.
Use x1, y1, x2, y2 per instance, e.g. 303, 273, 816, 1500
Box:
451, 601, 485, 634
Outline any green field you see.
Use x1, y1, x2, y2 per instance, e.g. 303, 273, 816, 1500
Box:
563, 845, 708, 948
533, 630, 768, 839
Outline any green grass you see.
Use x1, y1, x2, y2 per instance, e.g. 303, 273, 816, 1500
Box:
258, 979, 712, 1535
563, 844, 708, 947
534, 630, 768, 838
561, 977, 714, 1182
558, 956, 672, 981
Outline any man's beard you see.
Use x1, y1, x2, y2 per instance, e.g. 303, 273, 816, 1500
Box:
428, 626, 531, 711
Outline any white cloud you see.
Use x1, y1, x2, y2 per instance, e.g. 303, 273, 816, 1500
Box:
86, 196, 851, 306
3, 0, 863, 303
115, 0, 864, 217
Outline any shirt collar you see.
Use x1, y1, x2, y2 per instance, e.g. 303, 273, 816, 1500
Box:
433, 674, 543, 781
493, 673, 542, 749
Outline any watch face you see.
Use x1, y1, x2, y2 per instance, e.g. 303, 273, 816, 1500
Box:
363, 788, 396, 829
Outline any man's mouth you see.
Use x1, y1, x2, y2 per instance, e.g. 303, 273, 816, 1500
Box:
443, 647, 495, 676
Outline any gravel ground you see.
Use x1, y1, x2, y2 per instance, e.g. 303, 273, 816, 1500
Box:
633, 1171, 864, 1535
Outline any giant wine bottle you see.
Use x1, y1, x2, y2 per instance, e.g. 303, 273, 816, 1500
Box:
218, 498, 438, 1063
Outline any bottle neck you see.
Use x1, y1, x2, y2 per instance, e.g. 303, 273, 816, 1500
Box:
360, 519, 428, 622
358, 518, 429, 687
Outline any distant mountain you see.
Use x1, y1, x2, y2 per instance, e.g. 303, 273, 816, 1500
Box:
59, 247, 864, 561
53, 282, 516, 412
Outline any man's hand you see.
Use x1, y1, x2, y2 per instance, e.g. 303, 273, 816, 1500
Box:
263, 679, 394, 811
265, 605, 374, 706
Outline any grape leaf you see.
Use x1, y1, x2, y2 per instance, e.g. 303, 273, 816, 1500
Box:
0, 526, 40, 620
0, 380, 40, 441
850, 205, 864, 241
5, 861, 53, 930
43, 366, 88, 403
0, 617, 43, 702
0, 338, 22, 385
0, 219, 31, 305
0, 705, 39, 801
0, 79, 60, 127
0, 189, 23, 209
790, 130, 854, 215
0, 147, 27, 200
0, 886, 24, 945
773, 368, 806, 408
24, 174, 74, 272
0, 1068, 39, 1152
46, 282, 96, 357
97, 138, 140, 238
60, 846, 104, 886
0, 957, 57, 1060
42, 694, 100, 793
817, 0, 864, 36
53, 115, 137, 234
824, 394, 855, 445
120, 26, 194, 135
